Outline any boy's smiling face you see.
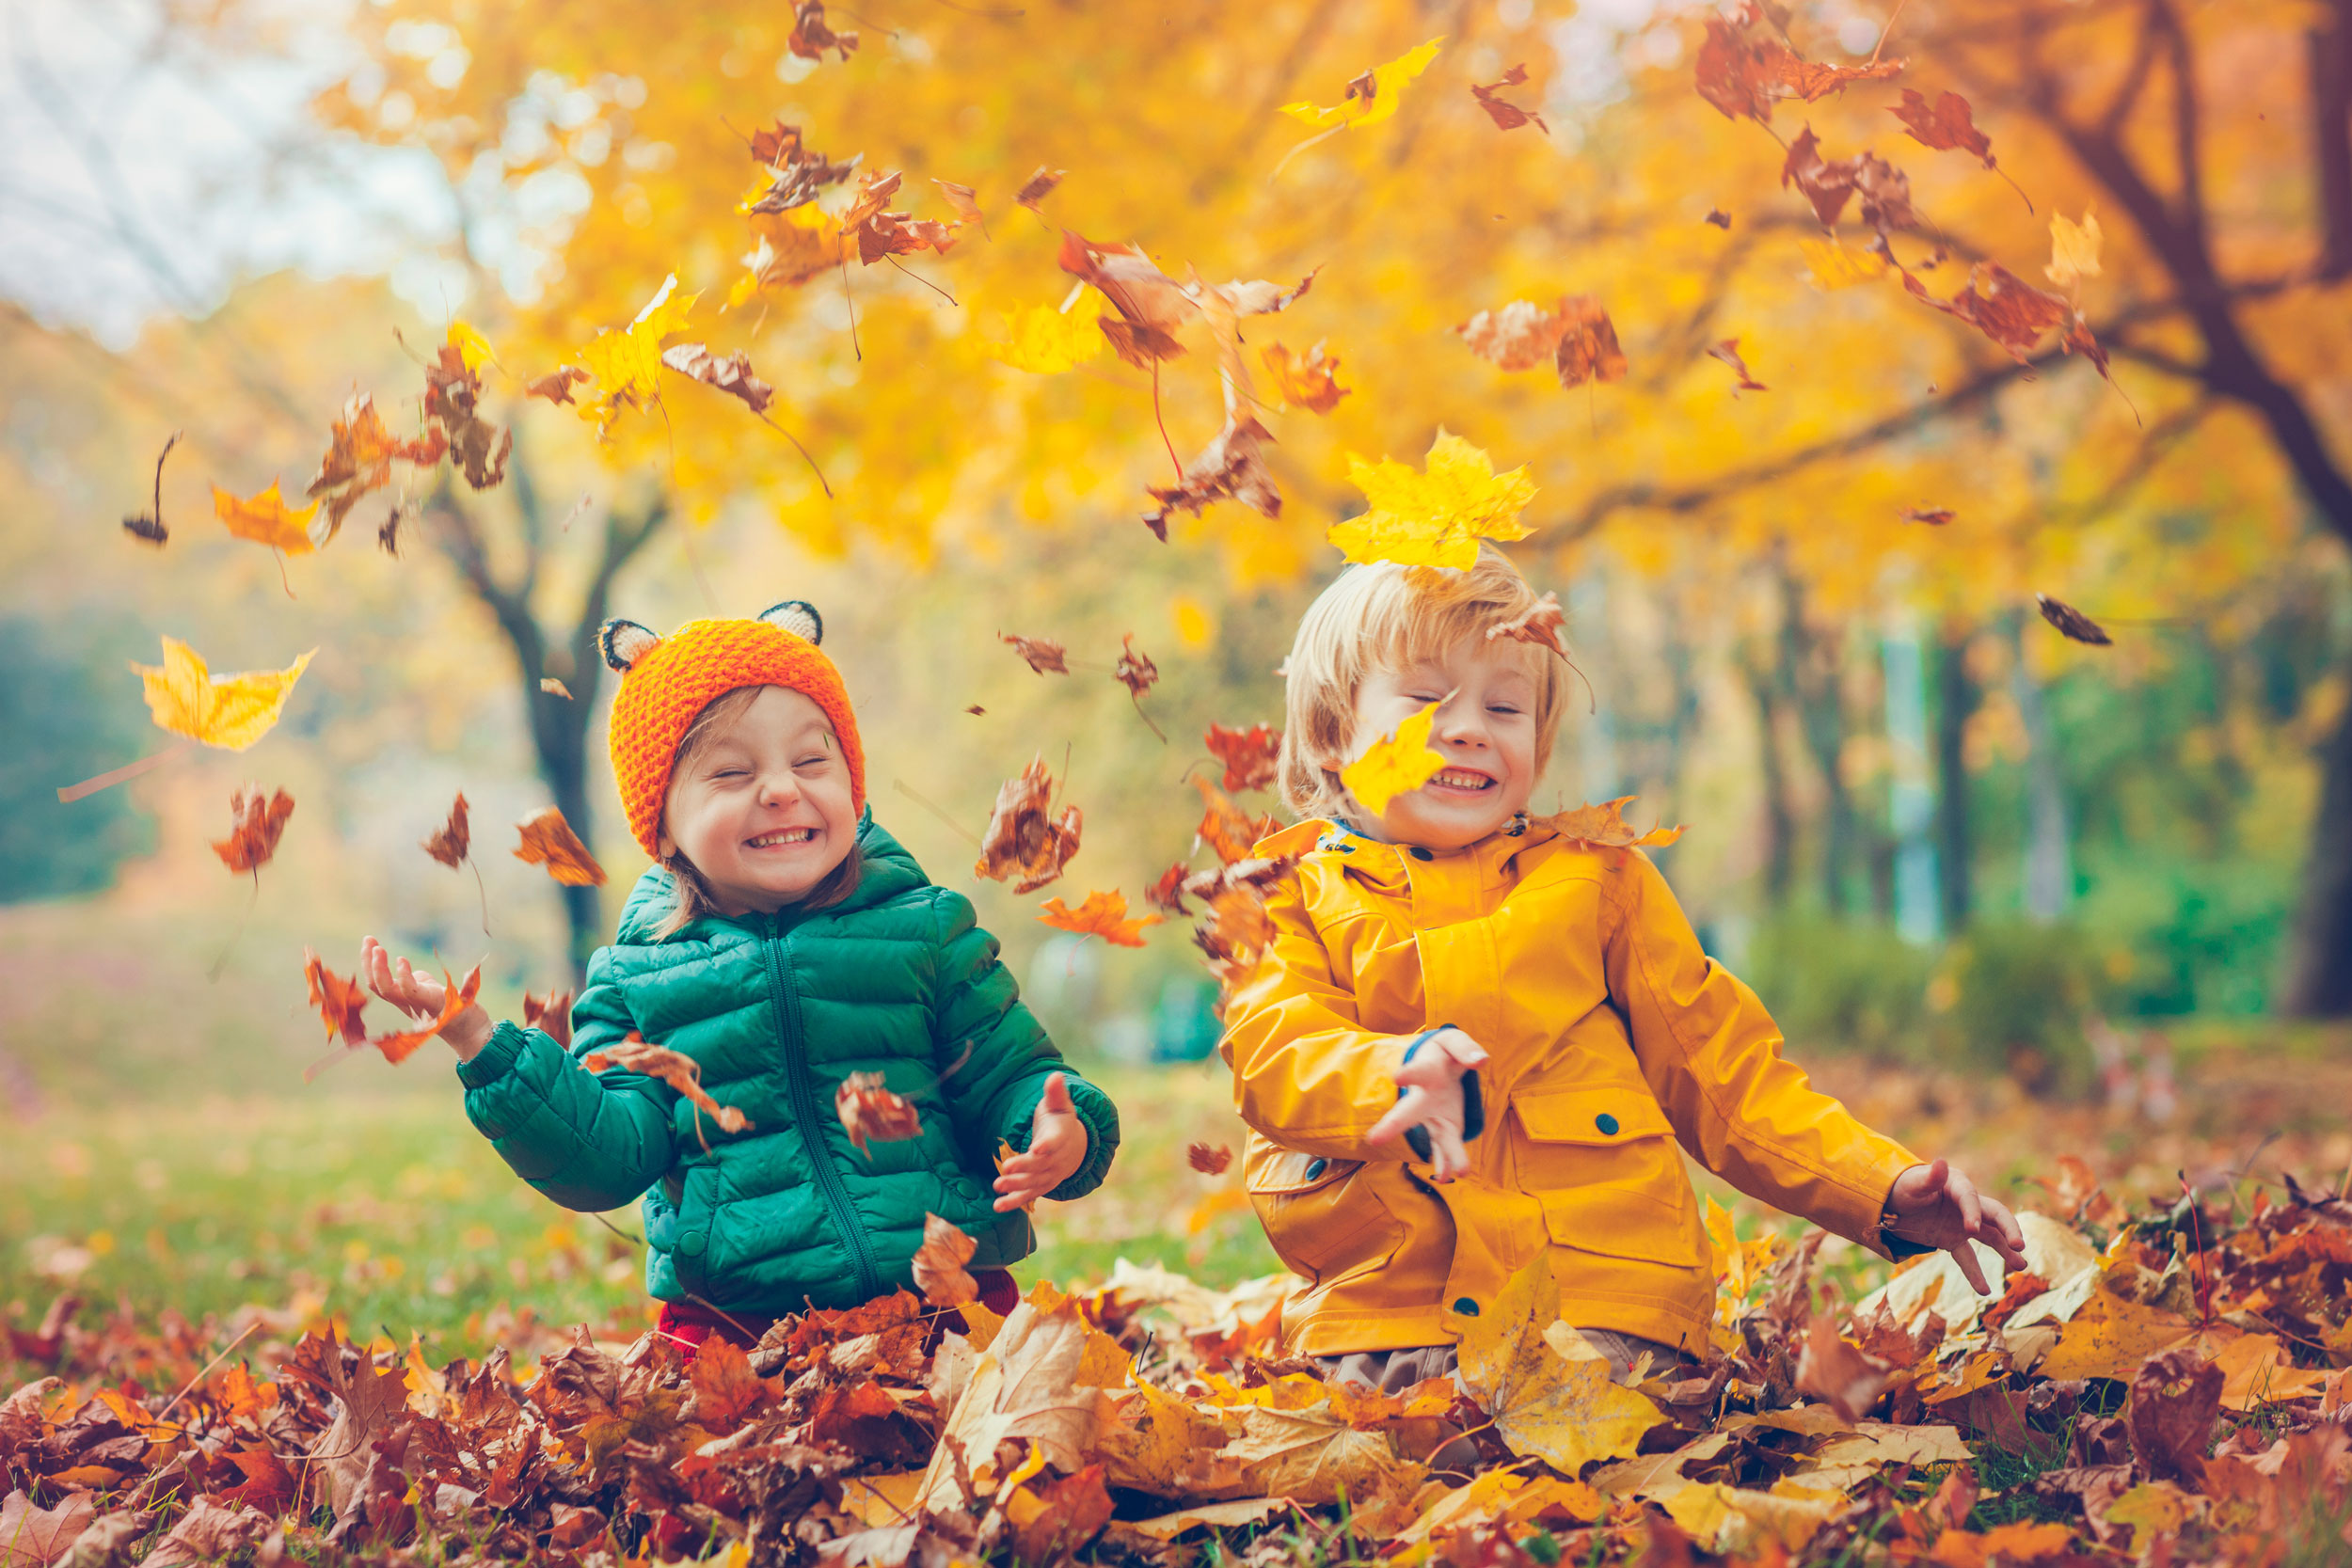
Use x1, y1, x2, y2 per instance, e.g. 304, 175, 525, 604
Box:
658, 686, 857, 913
1323, 632, 1541, 849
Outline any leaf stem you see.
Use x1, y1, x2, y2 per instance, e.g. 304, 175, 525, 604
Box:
892, 778, 982, 847
57, 738, 194, 803
839, 256, 861, 360
1152, 360, 1184, 481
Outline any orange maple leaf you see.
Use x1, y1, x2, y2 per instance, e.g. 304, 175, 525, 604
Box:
835, 1069, 924, 1154
369, 961, 484, 1067
1191, 776, 1279, 866
305, 393, 445, 541
1038, 890, 1163, 948
211, 785, 294, 878
303, 946, 370, 1048
1205, 721, 1282, 794
1261, 340, 1349, 413
513, 805, 606, 886
1543, 796, 1685, 849
212, 482, 318, 575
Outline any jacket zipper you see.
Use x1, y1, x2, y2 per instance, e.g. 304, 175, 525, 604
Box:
758, 914, 884, 1300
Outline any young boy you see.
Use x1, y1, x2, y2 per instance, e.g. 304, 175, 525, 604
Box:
1221, 546, 2026, 1390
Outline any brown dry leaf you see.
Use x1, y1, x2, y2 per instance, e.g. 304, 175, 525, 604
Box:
1188, 1142, 1233, 1176
522, 987, 574, 1047
839, 169, 961, 265
525, 366, 592, 405
1794, 1313, 1896, 1422
1780, 126, 1916, 239
0, 1487, 95, 1567
1903, 506, 1956, 526
1194, 884, 1278, 985
1008, 1464, 1116, 1563
912, 1212, 981, 1307
1705, 207, 1733, 230
1455, 299, 1570, 372
1261, 340, 1349, 413
1542, 795, 1685, 849
1470, 63, 1548, 133
513, 805, 607, 886
2036, 594, 2114, 647
1056, 232, 1198, 366
121, 430, 179, 545
1192, 776, 1279, 866
1486, 591, 1570, 658
1554, 295, 1628, 388
932, 179, 984, 229
835, 1069, 924, 1154
1892, 87, 1995, 168
1695, 11, 1902, 123
1899, 261, 2070, 363
1115, 633, 1159, 698
211, 784, 294, 877
1142, 413, 1280, 541
919, 1294, 1121, 1507
305, 394, 446, 541
368, 961, 484, 1067
421, 792, 471, 867
304, 947, 371, 1047
975, 757, 1083, 895
999, 633, 1070, 674
583, 1031, 752, 1136
1038, 890, 1162, 948
421, 343, 511, 490
1146, 861, 1194, 917
1013, 166, 1065, 211
743, 122, 858, 214
687, 1336, 775, 1433
1205, 721, 1282, 793
1708, 338, 1769, 391
660, 343, 775, 415
787, 0, 856, 62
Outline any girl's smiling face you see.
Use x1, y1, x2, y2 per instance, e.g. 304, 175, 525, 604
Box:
657, 686, 857, 913
1323, 634, 1541, 849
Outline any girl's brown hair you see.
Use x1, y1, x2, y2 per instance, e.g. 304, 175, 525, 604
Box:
647, 686, 864, 941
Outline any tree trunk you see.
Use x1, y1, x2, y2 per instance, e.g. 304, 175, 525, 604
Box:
2007, 613, 2073, 924
1933, 619, 1976, 932
2284, 658, 2352, 1013
2315, 0, 2352, 278
1783, 576, 1856, 916
1740, 645, 1795, 907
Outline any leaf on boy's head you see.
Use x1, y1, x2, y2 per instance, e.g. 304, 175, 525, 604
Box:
1339, 698, 1447, 816
1038, 889, 1162, 948
836, 1070, 924, 1154
514, 805, 606, 886
912, 1212, 980, 1308
1541, 795, 1684, 850
1486, 591, 1570, 658
1329, 430, 1534, 571
212, 785, 294, 877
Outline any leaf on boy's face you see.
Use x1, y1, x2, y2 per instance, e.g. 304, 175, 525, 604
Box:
1540, 795, 1683, 850
836, 1070, 924, 1154
1338, 699, 1448, 816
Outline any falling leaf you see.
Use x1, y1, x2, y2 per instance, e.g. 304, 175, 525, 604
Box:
1695, 11, 1902, 123
837, 169, 961, 265
305, 394, 446, 541
421, 340, 512, 488
1280, 37, 1444, 131
1541, 795, 1685, 849
525, 366, 592, 405
1708, 338, 1769, 391
1891, 88, 1996, 168
445, 320, 498, 372
1329, 429, 1535, 570
1793, 1313, 1895, 1422
975, 757, 1083, 895
1470, 63, 1548, 133
421, 792, 471, 867
660, 343, 775, 415
1012, 166, 1065, 211
787, 0, 856, 62
1260, 341, 1348, 413
1800, 237, 1892, 290
912, 1213, 980, 1307
983, 304, 1106, 373
1143, 414, 1282, 542
742, 123, 858, 214
1455, 298, 1572, 372
932, 179, 984, 230
540, 676, 574, 699
1457, 1256, 1664, 1473
1486, 591, 1570, 657
211, 785, 294, 877
1038, 890, 1162, 947
1055, 233, 1197, 366
513, 805, 607, 885
1553, 295, 1629, 388
1191, 777, 1280, 864
1115, 634, 1159, 698
835, 1070, 925, 1154
1782, 127, 1916, 238
2036, 594, 2114, 646
965, 705, 985, 716
1340, 698, 1446, 816
134, 639, 316, 752
1205, 721, 1282, 793
1902, 506, 1955, 526
1899, 261, 2069, 363
1146, 862, 1194, 917
213, 481, 319, 557
121, 430, 180, 546
1000, 633, 1071, 674
304, 947, 371, 1047
584, 1032, 752, 1137
2046, 210, 2104, 288
522, 987, 573, 1048
1187, 1143, 1232, 1175
1705, 208, 1733, 230
575, 274, 701, 437
368, 961, 484, 1067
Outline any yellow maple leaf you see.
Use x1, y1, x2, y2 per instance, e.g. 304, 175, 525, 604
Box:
1328, 430, 1536, 570
575, 274, 702, 436
983, 303, 1107, 373
212, 481, 319, 556
133, 638, 317, 752
1339, 698, 1446, 815
1799, 237, 1891, 290
446, 320, 498, 372
1455, 1256, 1664, 1475
1280, 37, 1444, 130
2044, 210, 2103, 288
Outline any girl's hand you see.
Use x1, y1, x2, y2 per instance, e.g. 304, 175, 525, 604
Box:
1884, 1158, 2029, 1294
994, 1072, 1089, 1212
1366, 1027, 1490, 1182
360, 936, 493, 1060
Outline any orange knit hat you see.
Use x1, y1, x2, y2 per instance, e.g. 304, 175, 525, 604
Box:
599, 600, 866, 858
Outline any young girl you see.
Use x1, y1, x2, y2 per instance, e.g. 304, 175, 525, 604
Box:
361, 600, 1119, 1350
1222, 548, 2026, 1391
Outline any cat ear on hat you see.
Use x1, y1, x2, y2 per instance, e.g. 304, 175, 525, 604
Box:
757, 599, 823, 644
600, 619, 662, 673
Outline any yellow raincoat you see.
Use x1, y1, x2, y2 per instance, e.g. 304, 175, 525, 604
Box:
1221, 816, 1923, 1356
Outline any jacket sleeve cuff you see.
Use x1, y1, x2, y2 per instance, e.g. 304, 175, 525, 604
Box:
455, 1019, 531, 1090
1004, 1072, 1120, 1202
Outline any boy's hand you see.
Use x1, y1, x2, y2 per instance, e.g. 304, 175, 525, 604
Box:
361, 936, 492, 1060
1883, 1158, 2029, 1294
1366, 1028, 1490, 1182
994, 1072, 1089, 1212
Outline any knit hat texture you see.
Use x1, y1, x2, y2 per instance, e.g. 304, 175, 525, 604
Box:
602, 605, 865, 858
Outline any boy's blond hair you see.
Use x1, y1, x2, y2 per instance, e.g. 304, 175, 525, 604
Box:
1276, 545, 1566, 820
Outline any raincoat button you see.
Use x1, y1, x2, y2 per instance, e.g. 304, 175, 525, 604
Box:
1596, 1113, 1620, 1135
1305, 1158, 1327, 1180
1453, 1297, 1480, 1316
1409, 847, 1435, 861
676, 1230, 707, 1257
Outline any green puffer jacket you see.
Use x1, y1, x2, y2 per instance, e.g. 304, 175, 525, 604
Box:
454, 811, 1119, 1313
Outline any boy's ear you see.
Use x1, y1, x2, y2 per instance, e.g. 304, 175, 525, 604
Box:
756, 599, 823, 644
599, 619, 661, 673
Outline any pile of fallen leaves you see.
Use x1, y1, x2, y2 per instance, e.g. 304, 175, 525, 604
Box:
6, 1158, 2348, 1568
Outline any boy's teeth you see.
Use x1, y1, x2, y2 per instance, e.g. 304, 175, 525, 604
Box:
749, 829, 815, 847
1435, 770, 1493, 789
